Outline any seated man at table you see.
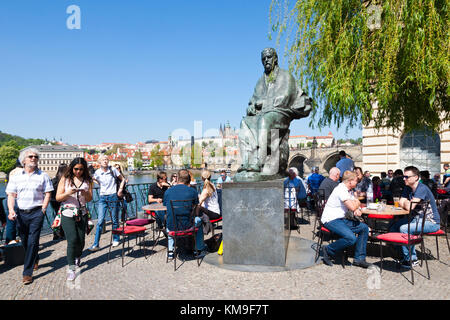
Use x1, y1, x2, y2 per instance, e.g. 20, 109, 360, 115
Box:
148, 171, 171, 229
318, 167, 340, 201
390, 166, 440, 268
354, 167, 371, 201
320, 170, 371, 268
163, 169, 208, 260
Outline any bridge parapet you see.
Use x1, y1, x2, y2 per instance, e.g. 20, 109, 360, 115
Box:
288, 145, 362, 176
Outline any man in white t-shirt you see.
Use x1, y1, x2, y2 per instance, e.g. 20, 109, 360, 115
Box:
320, 170, 371, 268
89, 155, 126, 251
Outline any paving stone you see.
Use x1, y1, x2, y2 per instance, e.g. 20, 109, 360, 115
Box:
0, 216, 449, 300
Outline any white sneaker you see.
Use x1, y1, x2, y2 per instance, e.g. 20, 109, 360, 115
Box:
112, 241, 120, 247
8, 240, 17, 245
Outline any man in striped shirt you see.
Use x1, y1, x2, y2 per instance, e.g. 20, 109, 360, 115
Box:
6, 147, 53, 285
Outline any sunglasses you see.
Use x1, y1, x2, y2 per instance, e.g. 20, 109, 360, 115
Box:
74, 168, 84, 171
28, 155, 39, 159
403, 175, 416, 179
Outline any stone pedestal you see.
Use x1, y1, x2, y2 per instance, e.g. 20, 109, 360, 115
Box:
221, 180, 289, 267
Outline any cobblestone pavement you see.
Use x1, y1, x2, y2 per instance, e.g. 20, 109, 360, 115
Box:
1, 214, 449, 300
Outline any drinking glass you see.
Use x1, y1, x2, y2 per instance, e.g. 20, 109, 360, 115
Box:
393, 197, 400, 208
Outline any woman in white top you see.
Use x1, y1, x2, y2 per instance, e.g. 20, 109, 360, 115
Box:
56, 157, 93, 281
198, 170, 221, 221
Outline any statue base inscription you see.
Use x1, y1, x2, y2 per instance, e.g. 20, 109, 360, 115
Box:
221, 180, 289, 267
233, 172, 284, 183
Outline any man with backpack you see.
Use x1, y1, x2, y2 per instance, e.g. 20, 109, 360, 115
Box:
88, 155, 126, 251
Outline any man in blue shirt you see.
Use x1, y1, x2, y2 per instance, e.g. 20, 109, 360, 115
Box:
163, 169, 207, 260
335, 150, 354, 178
216, 170, 232, 189
307, 167, 325, 195
390, 166, 440, 268
284, 168, 307, 229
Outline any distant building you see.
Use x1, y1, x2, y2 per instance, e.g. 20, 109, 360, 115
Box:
28, 145, 83, 178
289, 132, 334, 149
362, 121, 448, 178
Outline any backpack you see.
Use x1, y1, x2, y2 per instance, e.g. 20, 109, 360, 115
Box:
109, 166, 133, 203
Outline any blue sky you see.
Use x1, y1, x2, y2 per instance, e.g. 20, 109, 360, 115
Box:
0, 0, 362, 145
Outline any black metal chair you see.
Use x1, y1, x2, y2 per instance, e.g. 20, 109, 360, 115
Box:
167, 199, 202, 271
423, 199, 450, 261
313, 190, 347, 268
375, 200, 430, 285
311, 189, 326, 240
106, 200, 147, 267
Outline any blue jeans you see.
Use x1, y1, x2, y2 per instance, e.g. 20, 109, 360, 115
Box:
93, 194, 120, 247
389, 217, 440, 261
324, 218, 369, 262
167, 217, 205, 252
5, 216, 18, 243
4, 203, 19, 243
155, 211, 166, 229
16, 207, 44, 276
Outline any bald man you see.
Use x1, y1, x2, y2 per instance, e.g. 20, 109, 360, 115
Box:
318, 167, 341, 200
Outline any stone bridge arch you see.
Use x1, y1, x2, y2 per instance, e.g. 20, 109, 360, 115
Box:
322, 151, 341, 173
288, 153, 308, 177
289, 145, 362, 177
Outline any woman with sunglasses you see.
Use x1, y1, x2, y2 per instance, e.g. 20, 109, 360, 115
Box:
170, 173, 178, 186
56, 157, 93, 281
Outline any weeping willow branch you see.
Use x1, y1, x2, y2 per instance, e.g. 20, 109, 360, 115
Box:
270, 0, 449, 133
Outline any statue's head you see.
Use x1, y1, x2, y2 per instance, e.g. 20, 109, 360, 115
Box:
261, 48, 278, 75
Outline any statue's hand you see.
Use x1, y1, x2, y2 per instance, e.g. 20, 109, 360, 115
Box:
247, 104, 257, 116
273, 96, 287, 108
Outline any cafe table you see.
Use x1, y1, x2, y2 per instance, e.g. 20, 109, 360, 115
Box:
361, 204, 409, 216
361, 204, 409, 237
142, 203, 167, 224
142, 203, 167, 212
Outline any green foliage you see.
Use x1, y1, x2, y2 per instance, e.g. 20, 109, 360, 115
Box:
150, 145, 164, 168
337, 137, 362, 145
0, 131, 46, 149
270, 0, 449, 133
105, 144, 124, 156
180, 143, 203, 168
0, 145, 20, 174
0, 131, 47, 173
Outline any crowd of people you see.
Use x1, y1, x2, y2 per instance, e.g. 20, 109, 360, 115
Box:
2, 147, 230, 284
3, 145, 448, 283
284, 150, 446, 269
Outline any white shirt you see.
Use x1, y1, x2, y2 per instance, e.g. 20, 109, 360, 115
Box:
202, 190, 221, 214
321, 183, 354, 224
5, 169, 53, 210
93, 166, 120, 196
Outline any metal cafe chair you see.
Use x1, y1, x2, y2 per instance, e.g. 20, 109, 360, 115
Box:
313, 190, 347, 268
167, 199, 202, 271
106, 200, 147, 267
124, 192, 155, 230
375, 200, 430, 285
424, 201, 450, 261
311, 189, 326, 240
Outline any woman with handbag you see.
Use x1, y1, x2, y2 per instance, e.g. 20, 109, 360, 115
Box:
56, 157, 93, 281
